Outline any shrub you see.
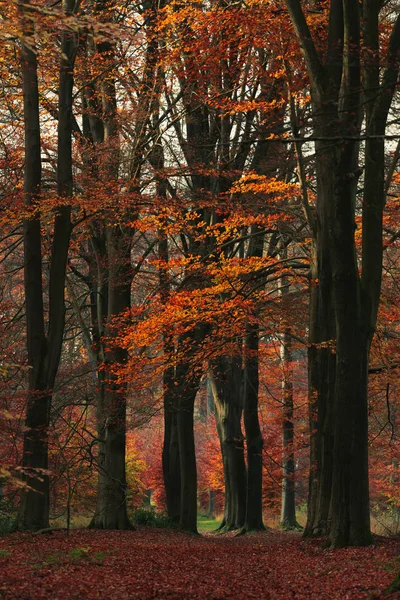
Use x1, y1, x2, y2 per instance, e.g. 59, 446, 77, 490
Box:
0, 498, 17, 535
131, 507, 173, 528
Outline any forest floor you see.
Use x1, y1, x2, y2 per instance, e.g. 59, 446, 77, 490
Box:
0, 527, 400, 599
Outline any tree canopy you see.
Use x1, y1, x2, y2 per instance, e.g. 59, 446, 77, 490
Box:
1, 0, 400, 594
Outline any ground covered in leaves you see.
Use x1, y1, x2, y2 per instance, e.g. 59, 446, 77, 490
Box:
1, 527, 400, 599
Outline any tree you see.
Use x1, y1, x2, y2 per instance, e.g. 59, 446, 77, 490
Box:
279, 269, 298, 530
285, 0, 400, 546
18, 0, 77, 530
88, 17, 133, 527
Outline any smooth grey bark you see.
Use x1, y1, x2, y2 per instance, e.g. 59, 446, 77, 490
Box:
172, 322, 206, 533
176, 400, 198, 532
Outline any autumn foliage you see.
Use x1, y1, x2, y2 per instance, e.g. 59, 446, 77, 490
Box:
0, 0, 400, 595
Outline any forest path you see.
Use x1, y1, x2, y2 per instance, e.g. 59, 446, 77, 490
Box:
0, 527, 399, 599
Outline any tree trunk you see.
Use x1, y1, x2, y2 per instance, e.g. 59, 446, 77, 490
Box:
88, 0, 134, 527
304, 246, 335, 538
90, 225, 132, 530
243, 323, 265, 532
19, 0, 76, 530
215, 415, 231, 530
207, 489, 216, 519
210, 357, 246, 531
327, 154, 372, 546
241, 225, 265, 533
91, 387, 131, 529
176, 358, 201, 533
284, 0, 400, 548
163, 383, 181, 523
158, 205, 181, 523
280, 329, 297, 529
18, 0, 48, 531
317, 131, 372, 547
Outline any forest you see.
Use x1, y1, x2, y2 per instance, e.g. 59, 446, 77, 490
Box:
0, 0, 400, 596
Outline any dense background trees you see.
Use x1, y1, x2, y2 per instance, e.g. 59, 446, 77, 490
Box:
0, 0, 399, 551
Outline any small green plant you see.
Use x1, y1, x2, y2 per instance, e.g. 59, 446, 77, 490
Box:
279, 519, 303, 532
382, 557, 400, 572
131, 507, 156, 526
0, 499, 17, 536
0, 549, 11, 558
132, 507, 173, 528
384, 570, 400, 594
92, 551, 106, 564
44, 553, 61, 566
68, 547, 91, 561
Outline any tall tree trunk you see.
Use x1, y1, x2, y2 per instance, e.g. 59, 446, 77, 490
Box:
283, 0, 400, 547
162, 333, 181, 523
304, 246, 336, 538
210, 356, 246, 531
308, 107, 372, 547
243, 322, 265, 532
90, 225, 132, 529
278, 246, 298, 530
216, 415, 231, 529
156, 147, 182, 523
176, 347, 202, 532
89, 17, 132, 525
327, 138, 372, 547
280, 328, 297, 529
163, 397, 181, 523
19, 0, 48, 532
19, 0, 76, 530
19, 30, 48, 528
242, 225, 265, 533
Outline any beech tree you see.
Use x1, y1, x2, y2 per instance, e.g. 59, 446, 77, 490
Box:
279, 264, 297, 530
285, 0, 400, 546
18, 0, 77, 530
68, 0, 165, 528
157, 0, 302, 533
